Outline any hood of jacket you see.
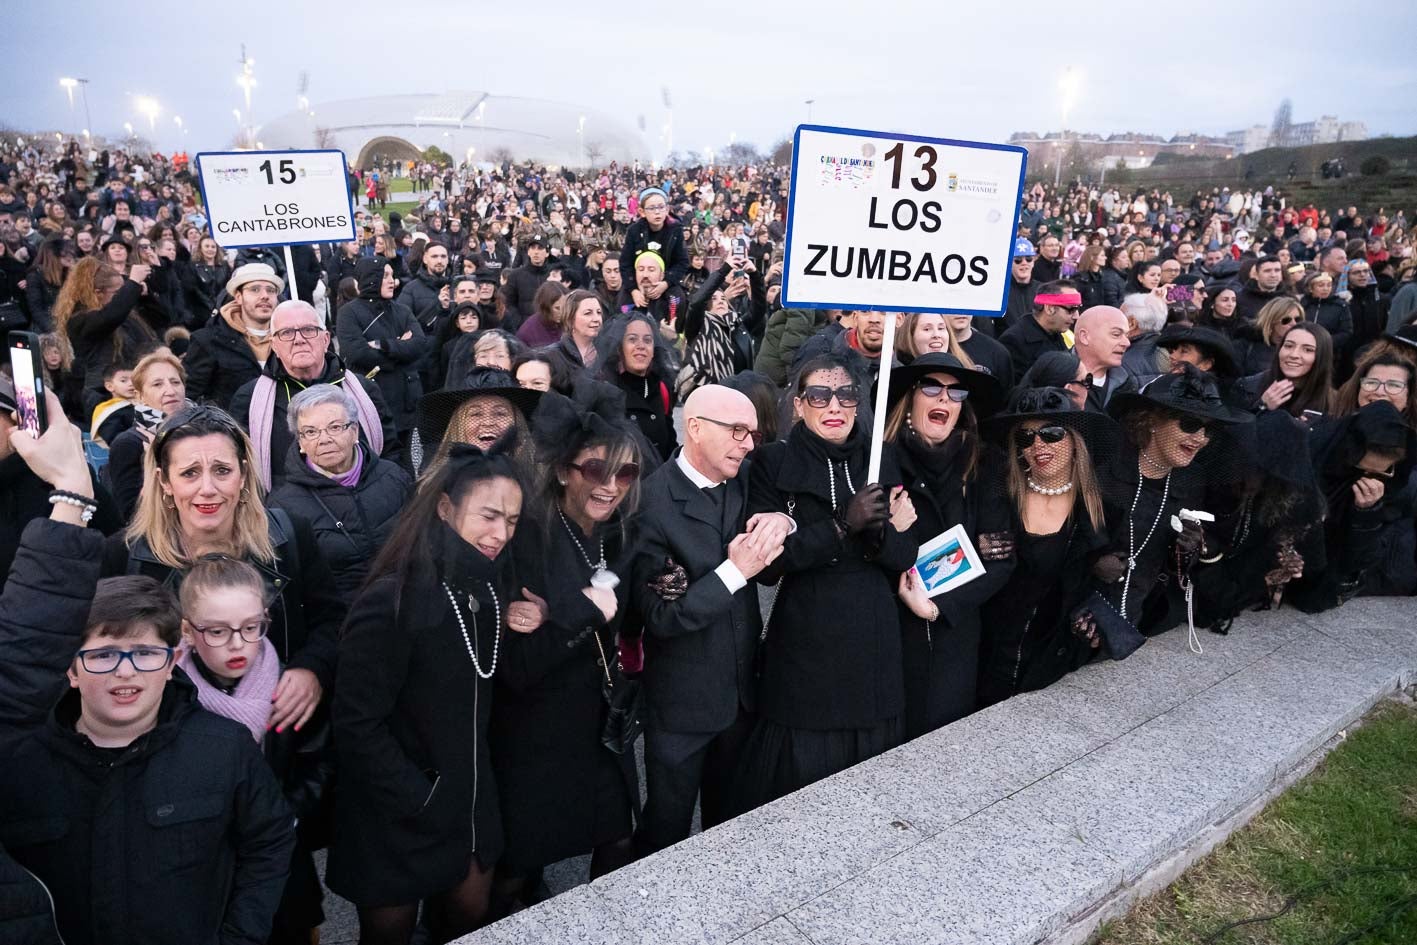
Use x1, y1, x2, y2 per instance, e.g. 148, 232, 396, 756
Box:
355, 257, 389, 301
219, 299, 273, 363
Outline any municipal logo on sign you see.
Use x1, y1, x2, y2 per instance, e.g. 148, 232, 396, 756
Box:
947, 173, 959, 192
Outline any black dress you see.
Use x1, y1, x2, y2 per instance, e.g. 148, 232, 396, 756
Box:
736, 423, 916, 809
890, 433, 1015, 737
326, 524, 507, 906
490, 512, 636, 875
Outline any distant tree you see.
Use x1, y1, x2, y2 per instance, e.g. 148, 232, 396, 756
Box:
420, 145, 451, 165
1360, 155, 1391, 177
723, 141, 761, 164
584, 141, 606, 167
489, 147, 515, 165
1269, 99, 1293, 149
770, 137, 793, 165
313, 126, 335, 149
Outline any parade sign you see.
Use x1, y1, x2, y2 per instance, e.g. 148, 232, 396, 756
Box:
196, 149, 355, 249
781, 126, 1027, 316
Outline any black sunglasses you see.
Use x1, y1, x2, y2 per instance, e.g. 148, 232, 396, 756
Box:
1177, 416, 1210, 435
800, 385, 862, 409
1014, 425, 1068, 448
568, 458, 639, 486
916, 380, 970, 402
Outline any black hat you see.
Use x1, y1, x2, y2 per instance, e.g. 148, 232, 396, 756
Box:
1384, 324, 1417, 353
982, 385, 1121, 456
474, 269, 500, 285
530, 380, 637, 468
1154, 325, 1239, 379
1107, 363, 1253, 426
525, 234, 548, 249
883, 353, 1004, 419
416, 367, 543, 448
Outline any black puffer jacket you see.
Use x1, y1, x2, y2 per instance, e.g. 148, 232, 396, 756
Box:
0, 455, 122, 594
0, 679, 295, 945
0, 520, 105, 945
268, 444, 413, 598
334, 259, 430, 433
64, 278, 158, 398
182, 304, 266, 410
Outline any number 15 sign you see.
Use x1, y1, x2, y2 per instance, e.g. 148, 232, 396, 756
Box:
196, 149, 356, 249
780, 125, 1027, 316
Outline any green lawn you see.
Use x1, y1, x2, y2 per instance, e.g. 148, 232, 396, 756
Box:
1094, 698, 1417, 945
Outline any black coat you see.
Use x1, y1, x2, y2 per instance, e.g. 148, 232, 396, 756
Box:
890, 437, 1015, 735
957, 330, 1014, 388
1347, 284, 1386, 356
1075, 270, 1107, 311
1232, 322, 1275, 377
268, 444, 412, 599
499, 262, 548, 330
1234, 284, 1285, 322
999, 315, 1069, 384
618, 219, 690, 295
610, 369, 678, 464
64, 279, 159, 396
747, 424, 916, 730
491, 515, 636, 872
0, 456, 122, 593
334, 260, 430, 433
99, 509, 344, 691
0, 521, 105, 945
630, 459, 760, 734
183, 307, 266, 410
0, 679, 294, 945
227, 351, 398, 490
1101, 267, 1128, 308
326, 528, 508, 906
1303, 295, 1353, 360
177, 259, 230, 326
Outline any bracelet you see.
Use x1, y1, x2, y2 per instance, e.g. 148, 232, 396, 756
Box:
927, 603, 940, 623
49, 491, 98, 524
51, 488, 96, 506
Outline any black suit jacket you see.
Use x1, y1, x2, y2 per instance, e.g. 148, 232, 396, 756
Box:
630, 458, 760, 734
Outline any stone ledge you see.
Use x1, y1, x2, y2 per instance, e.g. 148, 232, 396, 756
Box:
459, 601, 1417, 945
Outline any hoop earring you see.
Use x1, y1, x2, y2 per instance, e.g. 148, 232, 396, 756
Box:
238, 488, 250, 505
162, 493, 176, 510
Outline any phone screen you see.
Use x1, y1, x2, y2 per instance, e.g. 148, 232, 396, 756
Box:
7, 332, 47, 438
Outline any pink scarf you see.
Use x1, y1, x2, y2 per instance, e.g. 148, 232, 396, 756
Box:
179, 637, 282, 742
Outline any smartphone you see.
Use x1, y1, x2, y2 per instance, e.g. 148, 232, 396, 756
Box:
732, 236, 749, 257
1165, 284, 1193, 304
7, 331, 48, 438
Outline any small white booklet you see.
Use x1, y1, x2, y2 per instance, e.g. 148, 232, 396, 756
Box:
913, 524, 987, 597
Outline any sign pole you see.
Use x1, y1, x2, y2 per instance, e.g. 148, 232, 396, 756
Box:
866, 313, 898, 484
282, 243, 298, 303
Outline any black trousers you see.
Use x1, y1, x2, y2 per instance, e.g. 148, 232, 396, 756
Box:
638, 709, 754, 855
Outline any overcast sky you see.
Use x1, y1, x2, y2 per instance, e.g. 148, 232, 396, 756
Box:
6, 0, 1413, 159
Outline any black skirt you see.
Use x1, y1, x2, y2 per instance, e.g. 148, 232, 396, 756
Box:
732, 715, 901, 813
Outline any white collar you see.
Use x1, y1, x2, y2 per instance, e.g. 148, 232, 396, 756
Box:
676, 453, 721, 489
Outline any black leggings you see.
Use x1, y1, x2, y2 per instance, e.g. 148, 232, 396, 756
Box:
355, 859, 493, 945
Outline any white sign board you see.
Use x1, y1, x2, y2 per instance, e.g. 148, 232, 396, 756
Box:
196, 149, 356, 249
780, 126, 1027, 316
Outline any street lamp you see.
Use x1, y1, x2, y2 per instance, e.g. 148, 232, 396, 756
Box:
805, 99, 815, 121
578, 115, 586, 166
123, 122, 134, 147
135, 95, 160, 134
1055, 68, 1082, 187
59, 77, 92, 136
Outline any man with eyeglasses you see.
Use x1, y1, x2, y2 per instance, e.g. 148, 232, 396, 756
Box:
229, 300, 395, 491
999, 280, 1078, 384
618, 187, 690, 310
982, 237, 1040, 338
183, 262, 284, 410
0, 575, 295, 945
631, 385, 793, 854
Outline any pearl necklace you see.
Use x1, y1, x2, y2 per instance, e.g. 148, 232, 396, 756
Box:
827, 459, 857, 512
1121, 458, 1172, 621
1027, 478, 1074, 496
441, 581, 501, 679
558, 506, 614, 584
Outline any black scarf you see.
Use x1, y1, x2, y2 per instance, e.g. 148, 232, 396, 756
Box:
779, 421, 869, 510
897, 428, 971, 526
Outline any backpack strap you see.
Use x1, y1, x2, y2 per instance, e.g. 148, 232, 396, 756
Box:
249, 375, 277, 493
343, 372, 385, 456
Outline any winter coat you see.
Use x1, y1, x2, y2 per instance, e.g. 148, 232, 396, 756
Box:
268, 444, 412, 599
99, 509, 344, 692
64, 278, 159, 397
1346, 284, 1386, 356
182, 303, 268, 410
747, 423, 916, 730
890, 436, 1015, 735
1234, 283, 1285, 322
0, 520, 105, 945
755, 309, 827, 386
0, 677, 294, 945
326, 525, 508, 906
227, 351, 398, 491
618, 218, 690, 295
1074, 270, 1107, 311
334, 258, 430, 433
1232, 321, 1276, 377
396, 270, 448, 327
177, 258, 231, 327
0, 456, 121, 594
22, 276, 60, 334
610, 368, 678, 463
499, 262, 548, 331
999, 315, 1069, 384
1101, 267, 1128, 308
1303, 295, 1353, 361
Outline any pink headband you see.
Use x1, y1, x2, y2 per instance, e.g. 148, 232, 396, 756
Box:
1035, 292, 1083, 307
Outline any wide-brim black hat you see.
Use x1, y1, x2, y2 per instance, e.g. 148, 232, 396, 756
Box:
1154, 325, 1240, 379
981, 386, 1121, 457
1383, 324, 1417, 353
416, 368, 543, 447
1107, 363, 1253, 426
882, 352, 1004, 419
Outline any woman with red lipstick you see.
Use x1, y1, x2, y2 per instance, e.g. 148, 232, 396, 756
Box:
881, 352, 1013, 733
329, 438, 529, 943
100, 404, 345, 744
178, 557, 332, 945
597, 310, 680, 463
490, 386, 643, 904
977, 387, 1117, 705
736, 353, 917, 807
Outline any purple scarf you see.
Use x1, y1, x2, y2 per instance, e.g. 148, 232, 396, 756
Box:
178, 636, 282, 742
310, 445, 364, 488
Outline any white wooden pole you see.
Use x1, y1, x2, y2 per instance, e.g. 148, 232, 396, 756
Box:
866, 312, 898, 484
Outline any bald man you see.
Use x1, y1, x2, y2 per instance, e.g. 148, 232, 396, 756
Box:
1071, 305, 1136, 411
631, 385, 792, 853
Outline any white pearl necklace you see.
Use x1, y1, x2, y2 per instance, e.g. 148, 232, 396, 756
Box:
827, 459, 857, 512
1027, 478, 1074, 496
441, 581, 501, 679
1121, 458, 1172, 621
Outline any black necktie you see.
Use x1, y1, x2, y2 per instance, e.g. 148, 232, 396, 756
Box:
702, 482, 725, 510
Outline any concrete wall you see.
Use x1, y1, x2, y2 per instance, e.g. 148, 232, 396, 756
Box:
461, 596, 1417, 945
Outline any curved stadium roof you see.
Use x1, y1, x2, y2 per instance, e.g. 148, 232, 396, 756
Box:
256, 91, 648, 168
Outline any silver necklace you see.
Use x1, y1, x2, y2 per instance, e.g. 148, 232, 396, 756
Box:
827, 459, 857, 512
1027, 477, 1074, 496
558, 506, 614, 585
440, 581, 501, 679
1121, 458, 1171, 620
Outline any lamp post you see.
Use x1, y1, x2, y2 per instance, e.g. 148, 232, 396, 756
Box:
135, 96, 160, 135
233, 109, 245, 148
578, 115, 586, 167
123, 122, 134, 147
59, 77, 77, 133
59, 77, 93, 138
1055, 68, 1081, 188
236, 49, 256, 150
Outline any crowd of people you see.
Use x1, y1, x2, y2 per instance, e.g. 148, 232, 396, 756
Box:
0, 133, 1415, 945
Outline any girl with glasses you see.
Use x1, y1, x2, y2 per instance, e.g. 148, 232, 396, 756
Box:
736, 354, 917, 809
178, 556, 332, 945
882, 353, 1013, 733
